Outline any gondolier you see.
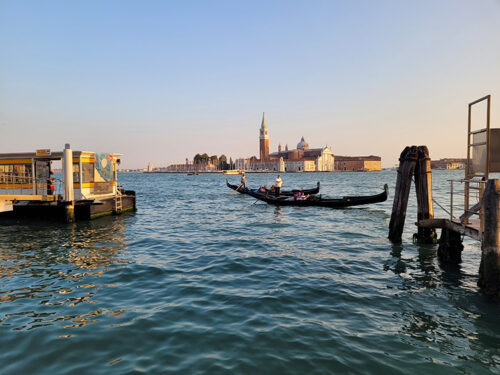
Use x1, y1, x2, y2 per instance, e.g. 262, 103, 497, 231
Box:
241, 172, 247, 188
275, 175, 283, 196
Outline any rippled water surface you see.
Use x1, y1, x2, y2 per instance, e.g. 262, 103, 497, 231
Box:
1, 170, 499, 374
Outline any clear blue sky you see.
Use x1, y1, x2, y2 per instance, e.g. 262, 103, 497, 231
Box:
1, 0, 499, 168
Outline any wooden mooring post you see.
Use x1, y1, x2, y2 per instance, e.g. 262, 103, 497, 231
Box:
437, 228, 463, 263
388, 146, 418, 243
388, 146, 436, 244
478, 179, 500, 296
414, 146, 436, 244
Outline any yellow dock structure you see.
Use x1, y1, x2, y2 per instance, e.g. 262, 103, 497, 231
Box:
0, 144, 136, 222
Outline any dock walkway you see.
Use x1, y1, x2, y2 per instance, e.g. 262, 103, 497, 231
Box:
417, 218, 481, 241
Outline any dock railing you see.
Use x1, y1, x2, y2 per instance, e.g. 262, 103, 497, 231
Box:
0, 172, 63, 199
448, 178, 486, 231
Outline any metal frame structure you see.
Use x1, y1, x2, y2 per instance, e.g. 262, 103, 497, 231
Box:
464, 95, 491, 224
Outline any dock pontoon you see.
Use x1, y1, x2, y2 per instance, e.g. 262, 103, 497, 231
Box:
0, 144, 136, 222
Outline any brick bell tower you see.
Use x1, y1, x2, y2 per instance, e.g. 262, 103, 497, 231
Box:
259, 112, 269, 160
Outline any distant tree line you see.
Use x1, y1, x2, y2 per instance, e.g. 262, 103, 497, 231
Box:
193, 153, 235, 170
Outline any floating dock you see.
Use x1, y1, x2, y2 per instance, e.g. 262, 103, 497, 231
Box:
0, 144, 136, 223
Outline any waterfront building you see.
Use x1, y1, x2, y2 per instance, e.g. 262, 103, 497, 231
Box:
165, 161, 217, 173
430, 158, 466, 170
334, 155, 382, 171
249, 157, 285, 172
238, 115, 335, 172
269, 137, 334, 172
234, 158, 250, 171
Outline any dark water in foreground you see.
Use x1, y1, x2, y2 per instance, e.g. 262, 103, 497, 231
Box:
0, 170, 499, 374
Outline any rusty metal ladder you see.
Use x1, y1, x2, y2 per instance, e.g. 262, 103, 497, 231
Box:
114, 193, 123, 213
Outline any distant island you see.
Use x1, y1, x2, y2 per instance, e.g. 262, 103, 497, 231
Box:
138, 114, 382, 173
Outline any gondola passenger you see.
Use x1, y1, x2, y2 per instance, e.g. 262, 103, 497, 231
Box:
296, 192, 309, 200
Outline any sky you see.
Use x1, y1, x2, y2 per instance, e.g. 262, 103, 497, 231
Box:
1, 0, 499, 169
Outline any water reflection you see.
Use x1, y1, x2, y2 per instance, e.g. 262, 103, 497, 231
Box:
438, 262, 463, 289
383, 244, 407, 275
384, 243, 444, 289
412, 245, 440, 289
273, 206, 282, 218
398, 299, 499, 367
0, 215, 130, 331
400, 310, 440, 342
384, 241, 500, 366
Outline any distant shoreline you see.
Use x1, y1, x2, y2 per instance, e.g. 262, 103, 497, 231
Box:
130, 170, 387, 174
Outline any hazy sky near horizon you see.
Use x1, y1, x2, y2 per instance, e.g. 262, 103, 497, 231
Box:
1, 0, 499, 168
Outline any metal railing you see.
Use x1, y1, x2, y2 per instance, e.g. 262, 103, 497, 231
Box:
448, 178, 486, 229
0, 172, 64, 198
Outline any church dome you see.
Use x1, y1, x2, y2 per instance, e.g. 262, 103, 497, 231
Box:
297, 136, 309, 150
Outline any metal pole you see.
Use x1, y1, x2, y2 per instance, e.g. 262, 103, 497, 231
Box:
486, 95, 491, 181
465, 102, 472, 220
62, 144, 75, 222
450, 180, 454, 220
63, 144, 74, 202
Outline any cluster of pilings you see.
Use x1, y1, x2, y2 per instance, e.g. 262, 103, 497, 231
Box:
389, 146, 500, 296
388, 146, 436, 244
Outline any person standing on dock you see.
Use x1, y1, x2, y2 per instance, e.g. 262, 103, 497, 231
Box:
47, 170, 55, 195
275, 175, 283, 196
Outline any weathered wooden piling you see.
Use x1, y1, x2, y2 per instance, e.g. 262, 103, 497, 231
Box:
414, 146, 436, 244
478, 179, 500, 296
437, 228, 463, 263
388, 146, 418, 243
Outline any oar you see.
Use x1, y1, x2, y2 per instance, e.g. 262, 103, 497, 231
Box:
232, 183, 244, 194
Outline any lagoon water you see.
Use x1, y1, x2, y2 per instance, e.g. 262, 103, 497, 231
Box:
0, 170, 499, 374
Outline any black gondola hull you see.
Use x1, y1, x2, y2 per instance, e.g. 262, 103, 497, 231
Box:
246, 184, 389, 208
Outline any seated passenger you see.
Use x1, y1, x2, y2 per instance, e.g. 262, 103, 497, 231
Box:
296, 192, 309, 200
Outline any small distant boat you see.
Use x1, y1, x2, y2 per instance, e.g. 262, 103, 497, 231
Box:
226, 180, 320, 197
187, 172, 199, 176
246, 184, 389, 208
224, 170, 243, 175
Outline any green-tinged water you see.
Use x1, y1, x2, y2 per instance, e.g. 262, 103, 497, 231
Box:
0, 170, 499, 374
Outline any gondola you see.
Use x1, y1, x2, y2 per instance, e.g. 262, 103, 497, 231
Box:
226, 180, 320, 196
246, 184, 389, 208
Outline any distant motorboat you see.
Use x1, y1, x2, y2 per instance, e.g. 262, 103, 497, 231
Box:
223, 170, 243, 175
